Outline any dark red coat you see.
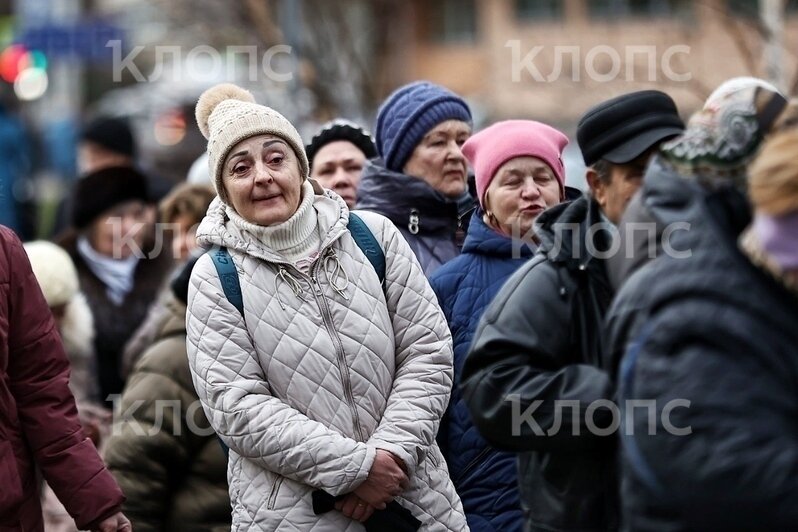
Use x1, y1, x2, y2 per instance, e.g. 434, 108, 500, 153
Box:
0, 227, 124, 531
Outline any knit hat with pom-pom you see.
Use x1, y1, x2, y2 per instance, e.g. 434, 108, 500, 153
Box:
195, 83, 309, 204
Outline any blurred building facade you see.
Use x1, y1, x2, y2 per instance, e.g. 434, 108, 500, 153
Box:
393, 0, 798, 127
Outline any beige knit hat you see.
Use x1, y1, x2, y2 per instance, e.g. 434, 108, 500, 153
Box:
195, 83, 309, 204
23, 241, 79, 308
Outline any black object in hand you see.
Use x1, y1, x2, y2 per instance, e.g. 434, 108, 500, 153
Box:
312, 490, 421, 532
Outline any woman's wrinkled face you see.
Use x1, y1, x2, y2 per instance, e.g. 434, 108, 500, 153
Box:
403, 120, 471, 198
483, 156, 561, 238
89, 200, 151, 259
223, 134, 303, 226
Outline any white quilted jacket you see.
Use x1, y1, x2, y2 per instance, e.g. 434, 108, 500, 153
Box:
186, 187, 468, 531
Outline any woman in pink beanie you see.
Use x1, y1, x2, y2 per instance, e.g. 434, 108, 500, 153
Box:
429, 119, 568, 532
467, 119, 568, 237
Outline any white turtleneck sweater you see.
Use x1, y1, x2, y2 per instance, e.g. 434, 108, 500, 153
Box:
225, 181, 323, 273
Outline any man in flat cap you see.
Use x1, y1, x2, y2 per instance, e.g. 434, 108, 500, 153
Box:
461, 91, 684, 532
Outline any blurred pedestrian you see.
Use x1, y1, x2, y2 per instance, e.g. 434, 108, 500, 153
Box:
121, 182, 214, 377
23, 241, 99, 409
105, 183, 219, 531
603, 83, 793, 531
78, 117, 136, 175
307, 119, 377, 209
462, 91, 684, 532
429, 120, 568, 532
159, 182, 216, 262
605, 78, 787, 370
0, 225, 130, 532
606, 77, 787, 290
57, 166, 174, 408
79, 115, 172, 202
357, 81, 474, 276
105, 254, 231, 532
185, 83, 467, 530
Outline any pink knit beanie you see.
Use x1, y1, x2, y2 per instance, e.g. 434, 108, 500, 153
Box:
463, 120, 569, 207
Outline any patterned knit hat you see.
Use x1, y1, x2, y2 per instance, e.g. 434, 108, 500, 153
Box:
195, 83, 309, 204
375, 81, 472, 172
660, 81, 787, 192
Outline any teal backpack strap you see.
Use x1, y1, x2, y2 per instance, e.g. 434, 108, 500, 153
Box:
348, 213, 385, 284
207, 246, 240, 460
208, 247, 244, 317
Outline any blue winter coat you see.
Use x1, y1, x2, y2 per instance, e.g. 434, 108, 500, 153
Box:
429, 211, 533, 532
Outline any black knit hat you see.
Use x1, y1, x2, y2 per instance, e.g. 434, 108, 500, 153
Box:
306, 119, 377, 168
81, 116, 136, 158
577, 90, 684, 166
71, 166, 149, 229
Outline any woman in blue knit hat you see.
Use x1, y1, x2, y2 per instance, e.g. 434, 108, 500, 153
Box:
356, 81, 473, 276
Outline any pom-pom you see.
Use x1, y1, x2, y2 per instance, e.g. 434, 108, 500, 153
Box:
195, 83, 255, 139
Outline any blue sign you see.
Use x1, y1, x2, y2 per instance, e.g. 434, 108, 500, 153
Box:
17, 20, 125, 62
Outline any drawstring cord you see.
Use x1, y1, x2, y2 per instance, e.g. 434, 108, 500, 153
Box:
272, 248, 351, 309
323, 249, 350, 300
274, 266, 307, 310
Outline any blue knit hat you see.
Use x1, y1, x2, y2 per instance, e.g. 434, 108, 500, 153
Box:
375, 81, 472, 172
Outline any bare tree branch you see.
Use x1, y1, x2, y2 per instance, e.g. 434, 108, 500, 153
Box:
719, 12, 761, 75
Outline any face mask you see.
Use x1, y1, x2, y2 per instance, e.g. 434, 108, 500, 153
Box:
753, 210, 798, 272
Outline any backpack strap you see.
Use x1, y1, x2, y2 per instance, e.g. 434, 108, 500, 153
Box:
209, 216, 384, 311
348, 213, 385, 285
208, 247, 244, 317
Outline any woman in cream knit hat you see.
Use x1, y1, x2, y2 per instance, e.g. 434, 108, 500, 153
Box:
186, 83, 467, 531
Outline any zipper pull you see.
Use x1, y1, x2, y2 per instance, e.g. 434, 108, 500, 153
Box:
311, 276, 322, 295
408, 209, 420, 235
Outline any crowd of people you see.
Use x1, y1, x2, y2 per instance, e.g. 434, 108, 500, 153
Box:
0, 73, 796, 532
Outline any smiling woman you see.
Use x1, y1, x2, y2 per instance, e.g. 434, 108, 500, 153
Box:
186, 83, 468, 531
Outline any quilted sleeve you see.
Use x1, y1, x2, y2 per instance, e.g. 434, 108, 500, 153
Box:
358, 214, 454, 474
186, 254, 376, 495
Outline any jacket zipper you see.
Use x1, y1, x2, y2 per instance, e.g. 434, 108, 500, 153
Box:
267, 476, 284, 510
309, 263, 366, 442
